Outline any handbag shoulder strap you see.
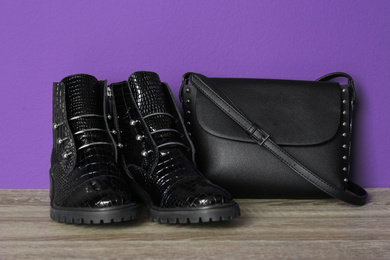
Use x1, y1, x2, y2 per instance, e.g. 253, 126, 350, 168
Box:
185, 73, 368, 205
316, 72, 356, 101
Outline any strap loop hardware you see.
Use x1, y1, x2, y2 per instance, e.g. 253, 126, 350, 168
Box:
258, 134, 270, 146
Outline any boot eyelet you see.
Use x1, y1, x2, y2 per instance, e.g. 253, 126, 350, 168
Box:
53, 122, 63, 129
57, 137, 69, 144
62, 152, 72, 159
136, 135, 145, 141
130, 120, 140, 126
141, 150, 153, 157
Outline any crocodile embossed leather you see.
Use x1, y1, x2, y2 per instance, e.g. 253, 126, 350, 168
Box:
50, 74, 139, 224
108, 71, 240, 223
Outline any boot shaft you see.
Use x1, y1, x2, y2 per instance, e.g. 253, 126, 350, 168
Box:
106, 72, 194, 173
51, 74, 117, 173
128, 72, 179, 148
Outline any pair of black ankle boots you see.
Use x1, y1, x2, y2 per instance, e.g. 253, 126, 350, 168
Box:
50, 71, 240, 224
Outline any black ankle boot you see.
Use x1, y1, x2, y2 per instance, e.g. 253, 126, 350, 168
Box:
50, 74, 139, 224
107, 71, 240, 224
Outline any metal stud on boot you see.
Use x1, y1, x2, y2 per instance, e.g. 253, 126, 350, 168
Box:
107, 71, 240, 224
50, 74, 139, 224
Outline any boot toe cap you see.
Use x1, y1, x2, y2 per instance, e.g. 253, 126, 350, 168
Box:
161, 178, 234, 208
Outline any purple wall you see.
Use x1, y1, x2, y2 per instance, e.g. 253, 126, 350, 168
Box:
1, 0, 389, 189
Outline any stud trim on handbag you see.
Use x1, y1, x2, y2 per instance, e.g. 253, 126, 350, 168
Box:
180, 72, 367, 205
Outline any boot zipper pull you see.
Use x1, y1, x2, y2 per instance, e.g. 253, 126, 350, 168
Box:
107, 86, 112, 97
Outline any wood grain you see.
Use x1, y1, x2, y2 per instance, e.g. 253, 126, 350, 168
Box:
0, 188, 389, 259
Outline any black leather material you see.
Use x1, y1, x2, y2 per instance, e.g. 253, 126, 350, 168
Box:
108, 71, 240, 223
50, 74, 138, 224
180, 72, 367, 205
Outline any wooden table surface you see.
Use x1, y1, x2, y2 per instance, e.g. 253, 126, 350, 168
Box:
0, 188, 389, 259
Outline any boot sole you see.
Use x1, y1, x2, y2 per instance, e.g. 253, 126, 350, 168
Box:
50, 203, 139, 224
146, 202, 241, 224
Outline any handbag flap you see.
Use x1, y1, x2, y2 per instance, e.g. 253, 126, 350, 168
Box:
193, 77, 342, 146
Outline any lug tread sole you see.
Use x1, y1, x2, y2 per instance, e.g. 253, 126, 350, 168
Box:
147, 203, 241, 224
50, 204, 139, 225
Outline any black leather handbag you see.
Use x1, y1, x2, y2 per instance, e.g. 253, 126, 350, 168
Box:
179, 72, 368, 205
